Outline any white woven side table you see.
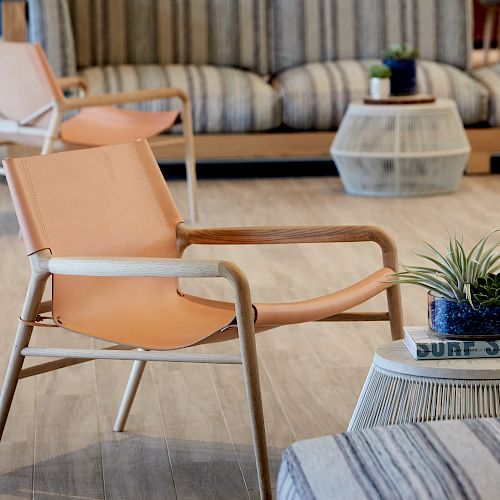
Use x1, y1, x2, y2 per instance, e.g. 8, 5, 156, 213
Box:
349, 340, 500, 431
331, 99, 470, 196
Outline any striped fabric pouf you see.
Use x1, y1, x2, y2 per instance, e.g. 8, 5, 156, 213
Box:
278, 418, 500, 500
80, 64, 282, 133
469, 64, 500, 126
272, 59, 489, 130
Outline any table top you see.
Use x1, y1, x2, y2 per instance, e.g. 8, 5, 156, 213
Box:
374, 340, 500, 380
347, 98, 458, 116
363, 94, 436, 105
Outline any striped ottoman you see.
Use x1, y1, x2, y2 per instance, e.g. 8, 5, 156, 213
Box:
278, 418, 500, 500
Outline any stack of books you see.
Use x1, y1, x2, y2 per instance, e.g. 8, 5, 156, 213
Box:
404, 326, 500, 360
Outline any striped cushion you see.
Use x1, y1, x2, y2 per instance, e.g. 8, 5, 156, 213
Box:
66, 0, 268, 74
27, 0, 77, 76
269, 0, 472, 73
80, 65, 281, 133
273, 60, 489, 130
469, 64, 500, 126
278, 418, 500, 500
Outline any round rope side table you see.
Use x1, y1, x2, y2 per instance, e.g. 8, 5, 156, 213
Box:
330, 99, 471, 196
348, 340, 500, 431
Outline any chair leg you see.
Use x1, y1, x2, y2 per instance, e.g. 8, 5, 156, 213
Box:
484, 6, 496, 66
0, 327, 33, 440
239, 332, 272, 500
235, 308, 271, 498
386, 284, 403, 340
0, 271, 48, 440
113, 356, 147, 432
182, 102, 199, 223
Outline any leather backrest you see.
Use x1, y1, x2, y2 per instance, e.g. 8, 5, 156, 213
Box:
4, 140, 184, 326
3, 140, 183, 258
0, 41, 63, 127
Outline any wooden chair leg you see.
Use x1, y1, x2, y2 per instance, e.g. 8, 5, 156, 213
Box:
182, 101, 199, 223
386, 284, 403, 341
240, 340, 271, 500
484, 6, 497, 66
0, 271, 48, 440
113, 355, 147, 432
0, 329, 31, 440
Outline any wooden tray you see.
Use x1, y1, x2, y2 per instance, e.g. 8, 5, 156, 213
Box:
363, 94, 436, 105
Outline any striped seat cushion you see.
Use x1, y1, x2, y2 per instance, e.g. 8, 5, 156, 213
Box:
269, 0, 472, 74
80, 65, 281, 133
469, 64, 500, 126
278, 418, 500, 500
273, 60, 489, 130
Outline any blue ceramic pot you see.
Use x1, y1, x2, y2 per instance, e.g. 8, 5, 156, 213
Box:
428, 292, 500, 340
383, 58, 417, 96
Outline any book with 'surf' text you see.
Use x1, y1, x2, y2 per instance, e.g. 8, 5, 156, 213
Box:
404, 326, 500, 360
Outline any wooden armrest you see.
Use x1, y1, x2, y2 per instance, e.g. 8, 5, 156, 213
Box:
178, 224, 396, 252
32, 250, 252, 319
177, 223, 398, 271
61, 87, 189, 111
40, 255, 222, 278
58, 76, 89, 94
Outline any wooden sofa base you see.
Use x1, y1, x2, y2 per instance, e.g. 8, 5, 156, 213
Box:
154, 130, 499, 175
2, 129, 498, 175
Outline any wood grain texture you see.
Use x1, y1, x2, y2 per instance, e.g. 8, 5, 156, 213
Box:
1, 2, 27, 42
4, 130, 498, 174
363, 94, 436, 105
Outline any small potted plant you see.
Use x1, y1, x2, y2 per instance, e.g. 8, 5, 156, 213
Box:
393, 230, 500, 339
383, 43, 418, 96
368, 65, 391, 100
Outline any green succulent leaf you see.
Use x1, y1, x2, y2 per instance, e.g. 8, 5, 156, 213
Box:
393, 230, 500, 306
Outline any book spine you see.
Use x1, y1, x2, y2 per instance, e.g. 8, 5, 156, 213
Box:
415, 341, 500, 360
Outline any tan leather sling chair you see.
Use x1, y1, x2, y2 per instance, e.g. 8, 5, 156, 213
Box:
0, 140, 403, 500
0, 41, 198, 221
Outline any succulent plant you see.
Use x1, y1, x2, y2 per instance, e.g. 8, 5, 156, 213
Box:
393, 230, 500, 306
384, 43, 419, 60
369, 64, 392, 79
470, 273, 500, 308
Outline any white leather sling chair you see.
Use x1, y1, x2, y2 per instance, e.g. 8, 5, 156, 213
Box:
0, 140, 403, 500
0, 41, 198, 221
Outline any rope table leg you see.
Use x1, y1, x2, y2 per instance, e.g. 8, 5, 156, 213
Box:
349, 364, 500, 431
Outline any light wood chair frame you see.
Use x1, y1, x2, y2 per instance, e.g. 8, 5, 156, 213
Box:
0, 77, 198, 221
0, 223, 403, 500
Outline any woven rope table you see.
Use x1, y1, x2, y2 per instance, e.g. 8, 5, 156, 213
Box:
330, 99, 470, 196
348, 340, 500, 431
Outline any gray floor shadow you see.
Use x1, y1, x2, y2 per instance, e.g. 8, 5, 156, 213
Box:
0, 434, 284, 500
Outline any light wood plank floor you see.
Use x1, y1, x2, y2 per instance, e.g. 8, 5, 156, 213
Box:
1, 173, 499, 499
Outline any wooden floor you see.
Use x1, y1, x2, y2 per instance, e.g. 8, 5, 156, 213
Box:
1, 173, 499, 499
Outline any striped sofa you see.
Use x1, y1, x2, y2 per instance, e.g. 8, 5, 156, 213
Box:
27, 0, 496, 134
278, 417, 500, 500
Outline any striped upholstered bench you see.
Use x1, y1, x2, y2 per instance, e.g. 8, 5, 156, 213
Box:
278, 418, 500, 500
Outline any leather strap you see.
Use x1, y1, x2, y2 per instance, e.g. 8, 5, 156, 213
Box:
19, 314, 58, 328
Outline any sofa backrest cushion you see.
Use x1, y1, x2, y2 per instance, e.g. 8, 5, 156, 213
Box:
269, 0, 472, 73
27, 0, 77, 77
65, 0, 267, 74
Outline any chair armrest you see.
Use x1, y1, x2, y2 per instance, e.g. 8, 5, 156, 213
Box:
178, 224, 396, 252
60, 87, 189, 112
58, 76, 89, 95
177, 224, 399, 271
39, 255, 222, 278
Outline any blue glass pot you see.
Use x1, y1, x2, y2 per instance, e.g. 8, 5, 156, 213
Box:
382, 58, 417, 96
428, 292, 500, 340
